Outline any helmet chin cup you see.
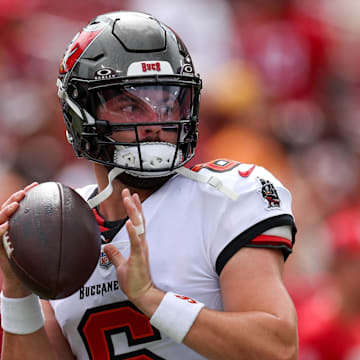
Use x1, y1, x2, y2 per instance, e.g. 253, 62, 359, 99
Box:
113, 142, 183, 178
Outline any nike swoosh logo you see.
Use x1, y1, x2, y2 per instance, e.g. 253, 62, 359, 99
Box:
238, 164, 256, 177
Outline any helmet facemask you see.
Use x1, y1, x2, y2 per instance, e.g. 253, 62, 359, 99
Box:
63, 80, 200, 178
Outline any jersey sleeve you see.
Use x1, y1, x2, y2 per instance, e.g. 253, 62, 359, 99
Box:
196, 161, 297, 276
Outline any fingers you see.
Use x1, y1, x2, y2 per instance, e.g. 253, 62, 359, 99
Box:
122, 189, 145, 236
1, 190, 25, 211
1, 182, 38, 210
133, 193, 145, 226
0, 202, 20, 225
0, 183, 38, 225
115, 190, 153, 302
103, 244, 126, 268
24, 182, 38, 193
122, 189, 147, 259
0, 222, 9, 238
125, 220, 143, 257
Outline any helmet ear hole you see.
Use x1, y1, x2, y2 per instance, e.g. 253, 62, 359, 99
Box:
68, 85, 78, 99
68, 84, 87, 107
66, 130, 74, 144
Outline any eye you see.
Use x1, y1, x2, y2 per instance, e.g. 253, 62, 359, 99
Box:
122, 104, 139, 113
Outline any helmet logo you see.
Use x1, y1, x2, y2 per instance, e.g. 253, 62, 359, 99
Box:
142, 62, 161, 72
59, 25, 104, 74
127, 61, 174, 76
94, 68, 116, 80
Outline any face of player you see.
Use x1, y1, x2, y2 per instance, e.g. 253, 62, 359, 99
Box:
96, 85, 188, 144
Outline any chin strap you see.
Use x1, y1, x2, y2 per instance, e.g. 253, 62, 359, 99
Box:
87, 165, 239, 209
174, 167, 239, 201
87, 167, 125, 209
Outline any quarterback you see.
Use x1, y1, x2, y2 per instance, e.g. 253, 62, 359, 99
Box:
0, 11, 298, 360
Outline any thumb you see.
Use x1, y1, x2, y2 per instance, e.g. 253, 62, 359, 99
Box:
104, 244, 126, 268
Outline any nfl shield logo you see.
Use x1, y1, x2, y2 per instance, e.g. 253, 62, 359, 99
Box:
99, 251, 112, 269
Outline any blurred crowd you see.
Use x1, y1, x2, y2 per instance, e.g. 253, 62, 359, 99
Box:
1, 0, 360, 358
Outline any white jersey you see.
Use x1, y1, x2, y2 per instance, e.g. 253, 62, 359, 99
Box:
49, 160, 296, 360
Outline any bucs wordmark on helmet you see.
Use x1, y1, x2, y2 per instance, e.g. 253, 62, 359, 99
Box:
57, 11, 202, 178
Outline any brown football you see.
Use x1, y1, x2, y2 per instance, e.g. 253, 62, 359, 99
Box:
5, 182, 101, 299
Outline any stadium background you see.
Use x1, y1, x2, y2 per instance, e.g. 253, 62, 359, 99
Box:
1, 0, 360, 358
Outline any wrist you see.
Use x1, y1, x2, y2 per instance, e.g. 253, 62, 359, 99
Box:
2, 278, 32, 298
0, 256, 31, 298
1, 292, 45, 334
149, 292, 205, 343
130, 286, 165, 318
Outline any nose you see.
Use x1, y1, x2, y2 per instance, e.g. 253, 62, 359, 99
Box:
137, 124, 162, 142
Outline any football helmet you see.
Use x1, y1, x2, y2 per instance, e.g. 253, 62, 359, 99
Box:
57, 11, 202, 178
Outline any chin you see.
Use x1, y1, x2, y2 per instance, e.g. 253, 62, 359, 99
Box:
115, 172, 174, 189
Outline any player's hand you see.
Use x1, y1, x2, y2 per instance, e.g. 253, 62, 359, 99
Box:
104, 188, 154, 303
0, 182, 38, 296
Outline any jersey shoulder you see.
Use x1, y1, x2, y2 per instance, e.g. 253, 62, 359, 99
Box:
191, 158, 288, 201
188, 159, 296, 272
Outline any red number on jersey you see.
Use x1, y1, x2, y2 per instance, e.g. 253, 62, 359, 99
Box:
78, 301, 163, 360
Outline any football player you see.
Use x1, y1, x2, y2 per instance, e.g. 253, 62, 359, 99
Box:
0, 11, 298, 359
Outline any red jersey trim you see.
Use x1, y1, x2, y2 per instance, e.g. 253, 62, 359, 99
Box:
215, 214, 296, 275
92, 208, 108, 233
250, 234, 293, 249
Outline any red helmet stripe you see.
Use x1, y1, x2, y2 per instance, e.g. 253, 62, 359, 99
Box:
60, 28, 103, 74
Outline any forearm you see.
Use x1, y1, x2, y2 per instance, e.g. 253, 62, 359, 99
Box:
2, 328, 59, 360
133, 288, 298, 360
184, 308, 298, 360
1, 281, 60, 360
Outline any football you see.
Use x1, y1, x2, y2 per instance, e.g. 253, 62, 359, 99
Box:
4, 182, 101, 300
